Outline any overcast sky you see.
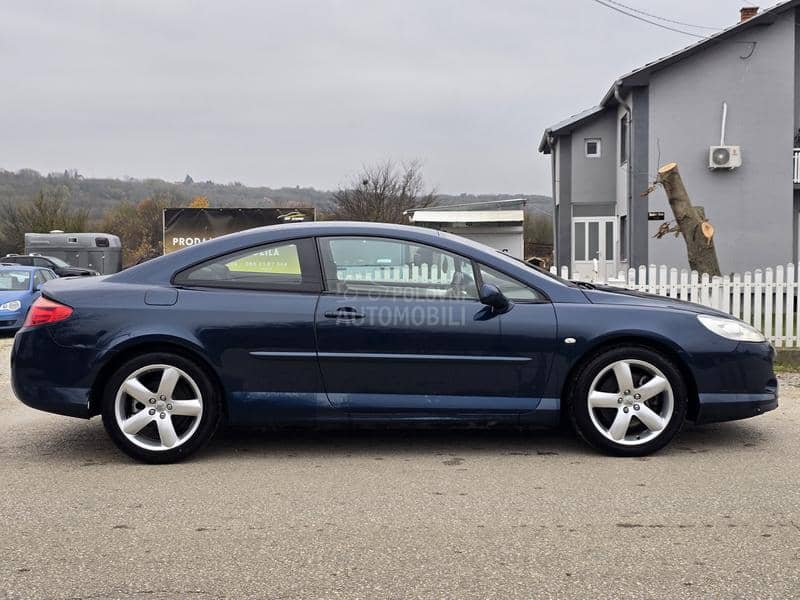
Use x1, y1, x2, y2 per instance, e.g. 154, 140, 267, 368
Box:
1, 0, 749, 194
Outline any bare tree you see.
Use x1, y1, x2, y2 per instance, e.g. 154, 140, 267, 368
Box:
652, 163, 720, 276
328, 160, 436, 223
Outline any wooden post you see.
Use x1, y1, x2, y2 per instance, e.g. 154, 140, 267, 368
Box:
656, 162, 721, 276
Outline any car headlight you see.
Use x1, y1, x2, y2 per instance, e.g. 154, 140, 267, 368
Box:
0, 300, 21, 311
697, 314, 766, 342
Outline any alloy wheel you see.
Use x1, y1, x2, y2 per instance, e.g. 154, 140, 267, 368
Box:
114, 364, 204, 451
586, 359, 674, 446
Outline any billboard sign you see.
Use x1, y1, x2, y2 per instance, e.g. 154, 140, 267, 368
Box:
162, 207, 315, 254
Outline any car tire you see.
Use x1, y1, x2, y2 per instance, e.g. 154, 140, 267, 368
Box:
101, 352, 221, 464
568, 346, 687, 457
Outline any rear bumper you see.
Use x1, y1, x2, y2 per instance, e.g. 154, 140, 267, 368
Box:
11, 326, 93, 419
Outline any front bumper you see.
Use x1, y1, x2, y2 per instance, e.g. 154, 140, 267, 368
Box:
695, 391, 778, 424
691, 341, 778, 424
0, 311, 24, 330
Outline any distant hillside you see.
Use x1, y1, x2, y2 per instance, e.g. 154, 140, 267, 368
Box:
0, 168, 552, 218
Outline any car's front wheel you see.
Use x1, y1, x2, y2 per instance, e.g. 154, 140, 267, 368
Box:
101, 352, 221, 463
569, 346, 687, 456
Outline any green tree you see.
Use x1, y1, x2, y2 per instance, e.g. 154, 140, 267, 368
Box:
0, 187, 89, 255
101, 192, 182, 266
524, 212, 554, 246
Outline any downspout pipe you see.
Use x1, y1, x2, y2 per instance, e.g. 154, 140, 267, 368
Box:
546, 132, 559, 267
614, 82, 633, 268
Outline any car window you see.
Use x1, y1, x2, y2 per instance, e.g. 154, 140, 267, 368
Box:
33, 258, 50, 267
33, 270, 47, 288
319, 236, 477, 300
45, 256, 70, 268
8, 256, 31, 266
174, 238, 321, 292
0, 271, 31, 290
41, 270, 56, 281
479, 264, 545, 302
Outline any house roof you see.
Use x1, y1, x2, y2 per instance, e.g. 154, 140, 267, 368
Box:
539, 0, 800, 154
408, 209, 525, 224
538, 106, 606, 153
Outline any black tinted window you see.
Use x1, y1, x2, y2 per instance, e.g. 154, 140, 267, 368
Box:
175, 238, 320, 292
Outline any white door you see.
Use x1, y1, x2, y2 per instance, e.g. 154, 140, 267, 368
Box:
572, 217, 616, 281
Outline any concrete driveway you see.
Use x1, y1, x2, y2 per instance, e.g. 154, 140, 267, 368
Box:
1, 336, 798, 599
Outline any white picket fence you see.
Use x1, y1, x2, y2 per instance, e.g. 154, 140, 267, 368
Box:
552, 263, 800, 348
338, 264, 452, 284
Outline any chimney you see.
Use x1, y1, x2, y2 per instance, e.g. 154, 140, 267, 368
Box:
740, 6, 759, 22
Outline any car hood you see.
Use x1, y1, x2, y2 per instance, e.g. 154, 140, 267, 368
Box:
0, 290, 31, 303
581, 284, 729, 316
61, 267, 96, 276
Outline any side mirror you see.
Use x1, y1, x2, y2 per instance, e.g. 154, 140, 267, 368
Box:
479, 283, 510, 312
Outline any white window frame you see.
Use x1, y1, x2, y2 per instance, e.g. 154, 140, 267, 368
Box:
585, 138, 602, 158
571, 217, 616, 264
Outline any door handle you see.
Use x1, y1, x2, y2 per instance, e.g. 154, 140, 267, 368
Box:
324, 307, 365, 320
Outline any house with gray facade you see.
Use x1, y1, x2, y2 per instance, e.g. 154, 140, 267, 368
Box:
539, 3, 800, 278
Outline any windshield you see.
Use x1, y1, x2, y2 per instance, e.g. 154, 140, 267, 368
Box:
46, 256, 70, 268
0, 271, 31, 291
499, 252, 576, 287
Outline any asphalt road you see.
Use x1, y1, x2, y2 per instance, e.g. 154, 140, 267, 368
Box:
1, 336, 799, 599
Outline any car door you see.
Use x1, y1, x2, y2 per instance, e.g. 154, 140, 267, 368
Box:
314, 235, 549, 415
474, 262, 559, 408
172, 237, 329, 423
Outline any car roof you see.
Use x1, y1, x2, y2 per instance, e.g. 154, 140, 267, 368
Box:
6, 254, 54, 259
0, 265, 42, 272
107, 221, 585, 303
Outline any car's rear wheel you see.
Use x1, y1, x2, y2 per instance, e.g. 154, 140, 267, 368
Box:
101, 352, 220, 463
569, 346, 687, 456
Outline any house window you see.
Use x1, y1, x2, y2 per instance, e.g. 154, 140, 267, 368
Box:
619, 216, 628, 260
619, 115, 629, 165
585, 138, 601, 158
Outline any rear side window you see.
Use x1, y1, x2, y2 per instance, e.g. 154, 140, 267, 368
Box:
9, 257, 31, 266
174, 238, 321, 292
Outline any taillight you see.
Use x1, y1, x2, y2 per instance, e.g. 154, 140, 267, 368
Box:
23, 297, 73, 328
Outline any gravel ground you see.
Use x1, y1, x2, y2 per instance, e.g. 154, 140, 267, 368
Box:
1, 335, 799, 599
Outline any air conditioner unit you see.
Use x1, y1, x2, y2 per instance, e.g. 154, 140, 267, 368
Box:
709, 145, 741, 170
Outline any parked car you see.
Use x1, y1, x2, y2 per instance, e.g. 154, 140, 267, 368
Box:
11, 222, 777, 463
0, 265, 58, 332
4, 254, 99, 277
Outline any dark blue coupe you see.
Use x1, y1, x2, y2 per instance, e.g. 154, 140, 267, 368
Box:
11, 222, 777, 462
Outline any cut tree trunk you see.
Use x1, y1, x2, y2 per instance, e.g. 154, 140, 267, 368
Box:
656, 162, 721, 276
